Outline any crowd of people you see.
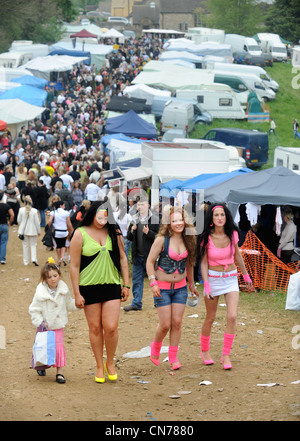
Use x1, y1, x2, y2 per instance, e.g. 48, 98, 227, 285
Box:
0, 34, 298, 385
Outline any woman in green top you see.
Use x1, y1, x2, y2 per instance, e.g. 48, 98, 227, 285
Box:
70, 200, 130, 383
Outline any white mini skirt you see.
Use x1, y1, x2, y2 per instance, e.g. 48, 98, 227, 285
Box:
207, 269, 239, 297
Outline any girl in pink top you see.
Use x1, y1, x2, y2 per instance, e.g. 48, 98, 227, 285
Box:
146, 207, 198, 370
200, 203, 252, 370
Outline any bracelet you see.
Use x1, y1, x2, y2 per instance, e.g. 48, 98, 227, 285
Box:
189, 282, 195, 290
150, 281, 158, 287
148, 275, 156, 281
243, 274, 251, 283
122, 284, 130, 289
203, 281, 211, 294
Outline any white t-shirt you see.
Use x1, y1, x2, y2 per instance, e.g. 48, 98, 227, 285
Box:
85, 183, 100, 201
114, 211, 132, 237
60, 174, 74, 191
50, 208, 69, 238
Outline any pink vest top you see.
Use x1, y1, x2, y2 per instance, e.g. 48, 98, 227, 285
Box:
205, 230, 239, 270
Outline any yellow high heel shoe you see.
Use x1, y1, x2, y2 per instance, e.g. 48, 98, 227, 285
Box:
94, 367, 105, 383
104, 362, 117, 381
95, 375, 105, 383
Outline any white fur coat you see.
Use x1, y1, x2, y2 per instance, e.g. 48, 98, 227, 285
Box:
29, 280, 78, 330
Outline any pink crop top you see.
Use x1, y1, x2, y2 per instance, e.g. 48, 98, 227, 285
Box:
158, 247, 188, 274
204, 231, 239, 270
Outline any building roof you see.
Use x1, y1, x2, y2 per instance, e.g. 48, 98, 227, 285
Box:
160, 0, 200, 13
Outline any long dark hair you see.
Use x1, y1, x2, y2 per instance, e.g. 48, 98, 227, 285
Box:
200, 202, 239, 257
76, 199, 123, 272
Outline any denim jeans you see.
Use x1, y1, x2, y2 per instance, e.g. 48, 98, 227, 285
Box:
153, 286, 188, 308
0, 224, 9, 262
39, 209, 46, 228
131, 254, 146, 310
123, 237, 131, 260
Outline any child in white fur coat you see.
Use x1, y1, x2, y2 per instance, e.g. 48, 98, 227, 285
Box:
29, 258, 78, 383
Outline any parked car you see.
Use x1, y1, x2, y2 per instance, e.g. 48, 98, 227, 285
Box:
233, 51, 273, 67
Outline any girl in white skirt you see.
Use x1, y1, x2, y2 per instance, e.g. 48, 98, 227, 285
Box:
199, 203, 253, 369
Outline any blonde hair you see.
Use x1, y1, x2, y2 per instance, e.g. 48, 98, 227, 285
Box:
158, 206, 197, 266
24, 195, 33, 215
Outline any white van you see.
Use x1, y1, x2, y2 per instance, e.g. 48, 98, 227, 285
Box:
212, 62, 279, 92
0, 51, 32, 68
213, 70, 276, 101
224, 34, 262, 56
176, 85, 246, 119
108, 16, 129, 25
257, 33, 287, 62
161, 102, 195, 134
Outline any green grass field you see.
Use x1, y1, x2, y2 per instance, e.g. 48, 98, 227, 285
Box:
190, 61, 300, 169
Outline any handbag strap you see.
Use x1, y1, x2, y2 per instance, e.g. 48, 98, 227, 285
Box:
21, 211, 30, 235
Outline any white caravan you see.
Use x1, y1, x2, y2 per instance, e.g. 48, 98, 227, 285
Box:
274, 147, 300, 173
0, 51, 32, 68
176, 85, 246, 119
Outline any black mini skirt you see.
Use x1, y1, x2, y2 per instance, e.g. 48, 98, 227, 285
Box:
79, 283, 121, 305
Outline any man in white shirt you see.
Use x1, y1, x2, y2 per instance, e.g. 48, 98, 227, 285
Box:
60, 169, 74, 191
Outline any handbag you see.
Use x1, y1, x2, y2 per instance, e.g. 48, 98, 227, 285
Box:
32, 330, 56, 367
18, 213, 29, 240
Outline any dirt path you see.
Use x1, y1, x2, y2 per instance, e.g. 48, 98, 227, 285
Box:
0, 227, 299, 421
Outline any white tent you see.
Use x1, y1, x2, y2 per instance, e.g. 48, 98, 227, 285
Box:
101, 28, 125, 43
123, 84, 171, 105
21, 54, 89, 80
0, 98, 45, 138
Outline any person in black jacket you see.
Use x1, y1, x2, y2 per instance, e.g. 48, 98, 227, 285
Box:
124, 194, 160, 311
35, 179, 49, 227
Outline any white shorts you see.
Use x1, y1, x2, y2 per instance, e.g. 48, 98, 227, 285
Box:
207, 269, 239, 297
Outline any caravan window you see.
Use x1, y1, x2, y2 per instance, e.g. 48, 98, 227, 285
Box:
219, 98, 232, 107
197, 95, 204, 104
276, 158, 284, 167
292, 164, 299, 170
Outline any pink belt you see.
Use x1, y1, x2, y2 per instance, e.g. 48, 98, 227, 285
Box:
208, 273, 238, 279
157, 279, 187, 290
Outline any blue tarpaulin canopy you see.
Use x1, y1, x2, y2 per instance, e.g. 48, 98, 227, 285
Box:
105, 110, 158, 139
101, 133, 145, 146
160, 169, 253, 198
0, 84, 47, 106
180, 168, 253, 192
49, 49, 91, 64
11, 75, 48, 89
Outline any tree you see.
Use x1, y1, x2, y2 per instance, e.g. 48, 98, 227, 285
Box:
265, 0, 300, 44
203, 0, 265, 36
0, 0, 77, 52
